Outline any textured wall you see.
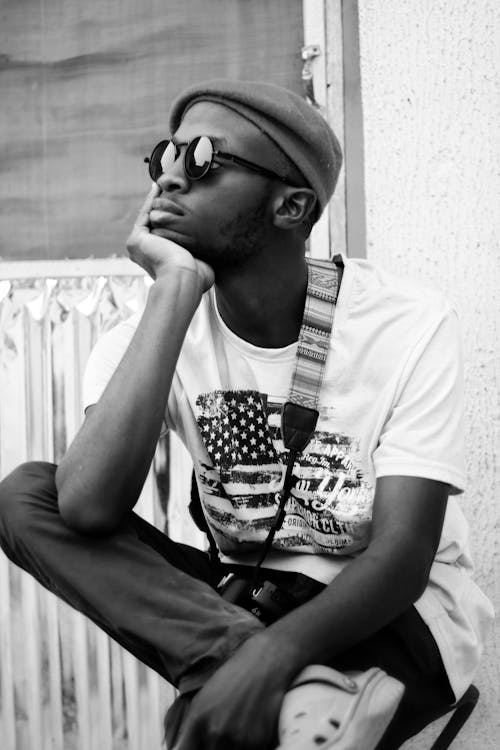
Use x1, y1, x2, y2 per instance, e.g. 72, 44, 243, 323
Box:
357, 1, 499, 746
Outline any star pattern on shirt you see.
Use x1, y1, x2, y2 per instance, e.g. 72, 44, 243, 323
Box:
196, 390, 278, 471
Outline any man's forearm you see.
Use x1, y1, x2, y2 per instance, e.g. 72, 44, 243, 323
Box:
56, 269, 204, 532
261, 476, 446, 674
263, 536, 430, 673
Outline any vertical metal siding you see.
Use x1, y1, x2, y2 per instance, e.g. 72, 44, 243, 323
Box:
0, 268, 183, 749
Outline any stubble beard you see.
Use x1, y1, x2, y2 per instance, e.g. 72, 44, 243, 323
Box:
192, 191, 271, 272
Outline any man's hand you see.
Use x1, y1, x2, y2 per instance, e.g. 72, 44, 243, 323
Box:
175, 631, 302, 750
126, 185, 214, 291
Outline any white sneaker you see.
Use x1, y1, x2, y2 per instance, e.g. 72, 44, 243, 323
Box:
276, 665, 405, 750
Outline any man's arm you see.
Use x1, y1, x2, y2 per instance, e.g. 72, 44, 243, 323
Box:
265, 474, 448, 660
55, 187, 214, 533
175, 475, 448, 750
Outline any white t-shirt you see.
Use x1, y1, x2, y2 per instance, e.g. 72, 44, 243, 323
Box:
83, 255, 493, 700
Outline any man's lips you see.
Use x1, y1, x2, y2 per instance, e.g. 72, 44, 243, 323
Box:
150, 197, 184, 216
149, 198, 185, 230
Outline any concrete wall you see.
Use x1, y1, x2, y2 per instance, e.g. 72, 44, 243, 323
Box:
357, 1, 499, 747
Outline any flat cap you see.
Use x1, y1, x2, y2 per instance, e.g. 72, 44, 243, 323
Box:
169, 79, 342, 216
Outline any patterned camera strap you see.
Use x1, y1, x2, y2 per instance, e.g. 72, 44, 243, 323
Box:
288, 255, 342, 412
251, 255, 342, 583
279, 255, 342, 457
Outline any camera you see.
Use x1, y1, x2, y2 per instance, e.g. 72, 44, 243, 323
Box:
216, 572, 298, 624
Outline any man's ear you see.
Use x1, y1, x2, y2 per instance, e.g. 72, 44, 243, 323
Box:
272, 187, 318, 230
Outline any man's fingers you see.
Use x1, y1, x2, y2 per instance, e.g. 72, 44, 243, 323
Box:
135, 183, 160, 228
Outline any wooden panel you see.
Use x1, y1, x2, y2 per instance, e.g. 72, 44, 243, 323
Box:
0, 0, 303, 261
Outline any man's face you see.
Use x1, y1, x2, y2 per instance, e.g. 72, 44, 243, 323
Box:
149, 102, 284, 270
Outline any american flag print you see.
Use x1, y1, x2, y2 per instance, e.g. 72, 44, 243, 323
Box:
195, 389, 373, 556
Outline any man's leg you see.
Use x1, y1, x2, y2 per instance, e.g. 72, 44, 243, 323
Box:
162, 569, 454, 750
210, 570, 453, 750
333, 607, 455, 749
0, 461, 264, 695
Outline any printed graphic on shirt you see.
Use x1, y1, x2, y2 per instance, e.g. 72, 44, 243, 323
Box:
195, 389, 373, 556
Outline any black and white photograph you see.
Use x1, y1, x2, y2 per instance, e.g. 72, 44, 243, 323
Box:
0, 2, 497, 749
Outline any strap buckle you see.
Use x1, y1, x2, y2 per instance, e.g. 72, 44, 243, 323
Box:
281, 401, 319, 453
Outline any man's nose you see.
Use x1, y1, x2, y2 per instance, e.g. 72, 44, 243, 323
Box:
156, 160, 190, 193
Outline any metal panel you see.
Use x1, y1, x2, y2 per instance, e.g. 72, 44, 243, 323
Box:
0, 265, 189, 749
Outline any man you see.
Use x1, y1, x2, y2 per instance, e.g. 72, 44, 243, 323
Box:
0, 80, 493, 750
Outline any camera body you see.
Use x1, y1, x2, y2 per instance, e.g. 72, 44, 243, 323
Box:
216, 572, 298, 624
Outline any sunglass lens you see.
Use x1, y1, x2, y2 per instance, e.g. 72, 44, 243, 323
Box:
185, 136, 213, 180
160, 141, 178, 175
147, 141, 176, 181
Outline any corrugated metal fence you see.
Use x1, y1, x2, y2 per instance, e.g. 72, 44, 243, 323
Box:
0, 261, 198, 750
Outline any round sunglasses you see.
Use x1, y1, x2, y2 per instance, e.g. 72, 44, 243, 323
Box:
144, 135, 294, 185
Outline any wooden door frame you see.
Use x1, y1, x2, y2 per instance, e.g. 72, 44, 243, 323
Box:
303, 0, 366, 258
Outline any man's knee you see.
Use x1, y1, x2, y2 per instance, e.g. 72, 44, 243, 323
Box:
0, 461, 58, 531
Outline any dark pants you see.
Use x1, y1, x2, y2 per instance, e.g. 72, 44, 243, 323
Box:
0, 462, 454, 749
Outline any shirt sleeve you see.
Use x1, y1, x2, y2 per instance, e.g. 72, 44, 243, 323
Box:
82, 313, 173, 437
82, 315, 139, 412
372, 308, 466, 494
